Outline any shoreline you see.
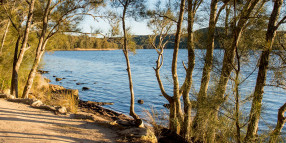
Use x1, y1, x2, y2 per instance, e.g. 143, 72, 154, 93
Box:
50, 48, 119, 51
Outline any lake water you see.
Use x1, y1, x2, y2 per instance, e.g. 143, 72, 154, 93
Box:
42, 49, 286, 133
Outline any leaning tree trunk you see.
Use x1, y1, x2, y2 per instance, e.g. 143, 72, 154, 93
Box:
10, 0, 35, 98
269, 103, 286, 143
121, 2, 140, 121
245, 0, 283, 141
22, 0, 52, 99
22, 40, 48, 99
0, 20, 10, 56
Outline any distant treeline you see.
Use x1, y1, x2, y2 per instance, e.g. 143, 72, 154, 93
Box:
133, 27, 286, 50
47, 27, 285, 50
47, 34, 119, 50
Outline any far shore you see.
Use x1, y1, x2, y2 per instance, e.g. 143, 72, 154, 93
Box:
50, 48, 119, 51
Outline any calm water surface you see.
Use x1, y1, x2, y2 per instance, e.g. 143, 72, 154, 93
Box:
42, 49, 285, 133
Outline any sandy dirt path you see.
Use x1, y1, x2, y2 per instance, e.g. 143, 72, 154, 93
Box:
0, 99, 118, 143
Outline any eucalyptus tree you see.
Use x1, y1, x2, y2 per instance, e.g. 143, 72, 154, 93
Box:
192, 0, 230, 141
110, 0, 145, 125
245, 0, 286, 141
193, 0, 265, 141
149, 0, 203, 139
2, 0, 36, 98
22, 0, 104, 99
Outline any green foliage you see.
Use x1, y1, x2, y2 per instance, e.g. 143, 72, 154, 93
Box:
46, 34, 119, 50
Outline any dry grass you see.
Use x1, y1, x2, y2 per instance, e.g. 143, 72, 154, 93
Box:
142, 107, 168, 137
31, 74, 78, 113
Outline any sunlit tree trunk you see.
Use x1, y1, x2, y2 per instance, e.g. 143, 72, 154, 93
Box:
193, 0, 218, 141
10, 0, 35, 98
22, 0, 52, 99
245, 0, 284, 141
269, 103, 286, 143
121, 0, 140, 121
0, 20, 10, 56
170, 0, 185, 134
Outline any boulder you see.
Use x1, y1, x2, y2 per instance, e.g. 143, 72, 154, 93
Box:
158, 128, 189, 143
138, 100, 144, 104
31, 100, 43, 107
56, 78, 62, 81
57, 107, 67, 114
119, 127, 157, 143
82, 87, 90, 91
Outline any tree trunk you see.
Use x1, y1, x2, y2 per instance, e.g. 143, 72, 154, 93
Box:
121, 1, 140, 121
194, 1, 260, 141
22, 0, 52, 99
269, 103, 286, 143
179, 0, 196, 140
22, 40, 47, 99
10, 36, 21, 97
244, 0, 283, 142
10, 0, 35, 98
193, 0, 218, 141
0, 20, 10, 56
170, 0, 185, 134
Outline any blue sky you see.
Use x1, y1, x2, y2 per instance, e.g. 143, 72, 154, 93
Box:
78, 0, 156, 36
79, 16, 153, 36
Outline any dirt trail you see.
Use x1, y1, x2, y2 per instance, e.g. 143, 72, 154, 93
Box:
0, 99, 118, 143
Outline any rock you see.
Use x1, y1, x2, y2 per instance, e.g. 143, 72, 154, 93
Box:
158, 128, 189, 143
58, 107, 67, 114
94, 82, 97, 84
49, 84, 65, 92
87, 101, 114, 106
138, 100, 144, 104
44, 78, 51, 83
119, 127, 157, 142
70, 113, 95, 120
163, 104, 170, 109
82, 87, 90, 91
53, 75, 56, 77
8, 98, 36, 105
56, 78, 62, 81
135, 119, 144, 128
0, 94, 15, 99
76, 82, 86, 85
31, 100, 43, 107
38, 70, 49, 74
